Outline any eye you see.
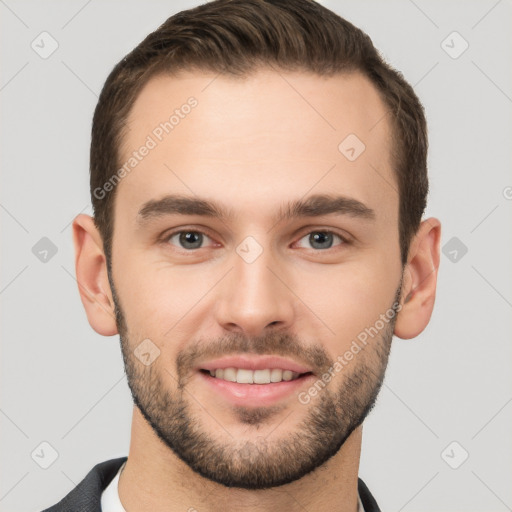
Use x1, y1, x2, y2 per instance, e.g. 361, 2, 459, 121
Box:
165, 230, 215, 250
295, 231, 347, 250
162, 229, 348, 252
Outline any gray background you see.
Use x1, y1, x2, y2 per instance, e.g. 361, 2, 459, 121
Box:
1, 0, 511, 511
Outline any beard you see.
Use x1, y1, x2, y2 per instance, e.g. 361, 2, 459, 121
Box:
111, 275, 402, 490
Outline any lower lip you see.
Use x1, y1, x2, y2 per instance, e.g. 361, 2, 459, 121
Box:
198, 371, 315, 407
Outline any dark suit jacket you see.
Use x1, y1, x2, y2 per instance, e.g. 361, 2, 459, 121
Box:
41, 457, 381, 511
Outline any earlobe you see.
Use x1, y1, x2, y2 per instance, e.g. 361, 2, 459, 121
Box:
72, 214, 119, 336
394, 218, 442, 340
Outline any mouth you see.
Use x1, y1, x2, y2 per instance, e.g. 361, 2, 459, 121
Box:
199, 368, 314, 384
195, 355, 316, 406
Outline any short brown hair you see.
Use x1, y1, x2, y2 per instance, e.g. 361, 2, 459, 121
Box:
90, 0, 428, 266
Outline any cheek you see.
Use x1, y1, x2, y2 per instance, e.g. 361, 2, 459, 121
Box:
296, 255, 400, 349
113, 251, 218, 345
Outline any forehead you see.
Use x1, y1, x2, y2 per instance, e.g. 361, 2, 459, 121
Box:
116, 68, 396, 224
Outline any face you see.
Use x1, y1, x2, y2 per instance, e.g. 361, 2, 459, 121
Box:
109, 69, 403, 489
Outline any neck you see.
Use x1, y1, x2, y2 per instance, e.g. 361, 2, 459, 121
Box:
118, 406, 363, 512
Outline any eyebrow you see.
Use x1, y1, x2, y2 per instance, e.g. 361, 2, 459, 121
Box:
136, 193, 376, 225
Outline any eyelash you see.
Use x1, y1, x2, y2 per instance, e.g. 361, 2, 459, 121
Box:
162, 228, 351, 252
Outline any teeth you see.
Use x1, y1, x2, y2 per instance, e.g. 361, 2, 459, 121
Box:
222, 367, 237, 382
270, 368, 283, 382
282, 370, 293, 381
207, 367, 302, 384
254, 369, 270, 384
236, 368, 253, 384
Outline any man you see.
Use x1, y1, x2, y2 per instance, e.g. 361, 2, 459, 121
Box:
42, 0, 441, 510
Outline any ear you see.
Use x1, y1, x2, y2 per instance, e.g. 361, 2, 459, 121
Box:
72, 214, 118, 336
394, 217, 441, 339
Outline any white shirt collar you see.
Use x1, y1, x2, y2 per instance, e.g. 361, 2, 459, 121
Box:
100, 461, 127, 512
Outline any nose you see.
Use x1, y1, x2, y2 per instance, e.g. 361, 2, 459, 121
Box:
214, 244, 295, 338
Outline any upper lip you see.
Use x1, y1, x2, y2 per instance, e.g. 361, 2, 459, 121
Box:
197, 355, 312, 374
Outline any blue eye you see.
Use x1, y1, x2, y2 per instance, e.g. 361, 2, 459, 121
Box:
296, 231, 346, 250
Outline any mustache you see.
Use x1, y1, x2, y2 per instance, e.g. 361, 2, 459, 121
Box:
176, 331, 332, 378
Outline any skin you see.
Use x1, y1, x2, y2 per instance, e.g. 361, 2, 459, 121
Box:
73, 69, 441, 512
